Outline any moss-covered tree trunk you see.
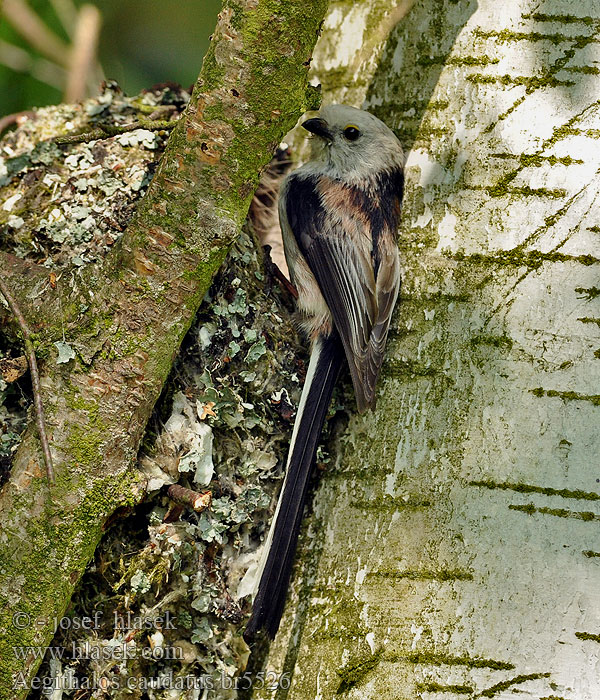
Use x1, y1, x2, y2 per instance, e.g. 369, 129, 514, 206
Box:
256, 1, 600, 697
0, 1, 327, 697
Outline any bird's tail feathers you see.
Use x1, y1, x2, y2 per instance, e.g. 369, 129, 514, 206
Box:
244, 331, 344, 639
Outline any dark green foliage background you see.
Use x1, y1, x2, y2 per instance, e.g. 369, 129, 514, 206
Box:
0, 0, 222, 115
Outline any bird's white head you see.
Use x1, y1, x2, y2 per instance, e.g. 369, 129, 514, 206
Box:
301, 104, 404, 181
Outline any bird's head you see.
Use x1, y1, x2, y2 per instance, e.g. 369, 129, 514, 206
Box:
301, 104, 404, 180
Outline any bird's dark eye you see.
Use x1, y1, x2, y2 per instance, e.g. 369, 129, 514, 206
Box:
343, 125, 360, 141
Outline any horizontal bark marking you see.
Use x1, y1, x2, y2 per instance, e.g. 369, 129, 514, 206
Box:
478, 672, 551, 698
396, 292, 471, 303
530, 388, 600, 406
466, 74, 575, 90
492, 153, 583, 166
474, 28, 598, 46
509, 503, 600, 522
575, 631, 600, 643
351, 496, 432, 510
583, 550, 600, 558
470, 480, 600, 502
416, 681, 473, 694
366, 569, 473, 581
448, 250, 600, 268
524, 12, 600, 28
400, 652, 514, 671
417, 55, 499, 67
380, 358, 440, 378
470, 334, 514, 350
575, 286, 600, 299
468, 183, 567, 198
563, 66, 600, 74
335, 651, 383, 695
324, 465, 391, 480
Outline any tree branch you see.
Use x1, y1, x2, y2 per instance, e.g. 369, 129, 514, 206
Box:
167, 484, 212, 512
48, 0, 79, 38
53, 118, 176, 145
0, 0, 328, 695
2, 0, 71, 68
0, 40, 65, 90
63, 4, 102, 102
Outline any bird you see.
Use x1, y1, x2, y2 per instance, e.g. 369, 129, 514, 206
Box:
244, 104, 404, 640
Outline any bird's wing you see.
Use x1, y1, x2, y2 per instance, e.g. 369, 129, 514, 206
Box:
284, 170, 402, 413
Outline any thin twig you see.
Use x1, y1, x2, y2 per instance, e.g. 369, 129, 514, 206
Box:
166, 484, 211, 512
54, 119, 177, 145
0, 40, 65, 90
0, 110, 35, 136
48, 0, 79, 38
148, 104, 177, 121
64, 4, 102, 102
0, 279, 54, 482
3, 0, 70, 68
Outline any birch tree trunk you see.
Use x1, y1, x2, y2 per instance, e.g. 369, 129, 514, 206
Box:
256, 1, 600, 697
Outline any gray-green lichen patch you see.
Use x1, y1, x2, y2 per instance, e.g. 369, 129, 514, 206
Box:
0, 81, 187, 266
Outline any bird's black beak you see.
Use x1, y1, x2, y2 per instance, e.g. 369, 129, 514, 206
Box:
302, 117, 333, 141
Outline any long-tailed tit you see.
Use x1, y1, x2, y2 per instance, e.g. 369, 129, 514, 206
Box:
245, 104, 404, 639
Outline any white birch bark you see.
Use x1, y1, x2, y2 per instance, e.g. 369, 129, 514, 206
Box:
255, 0, 600, 698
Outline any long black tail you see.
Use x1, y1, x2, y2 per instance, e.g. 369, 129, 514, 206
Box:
245, 331, 344, 639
